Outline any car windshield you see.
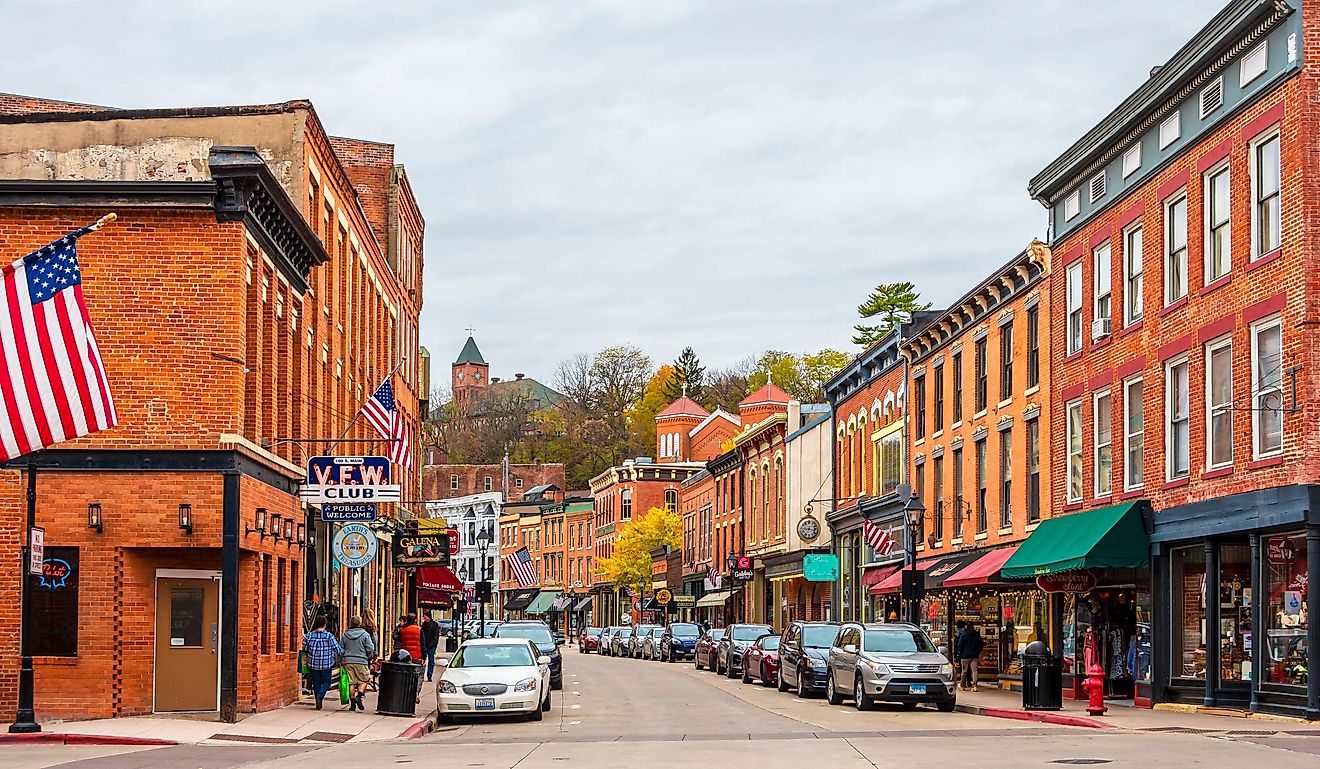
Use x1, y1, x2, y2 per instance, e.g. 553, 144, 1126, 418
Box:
757, 636, 781, 650
708, 629, 726, 640
617, 629, 633, 638
650, 628, 665, 637
670, 623, 700, 638
732, 625, 773, 641
451, 643, 535, 668
802, 626, 838, 648
496, 625, 554, 644
586, 628, 601, 637
863, 629, 936, 654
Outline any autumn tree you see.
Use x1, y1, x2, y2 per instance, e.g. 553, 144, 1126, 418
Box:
746, 348, 851, 403
703, 355, 756, 413
852, 281, 931, 347
626, 365, 681, 456
596, 506, 681, 595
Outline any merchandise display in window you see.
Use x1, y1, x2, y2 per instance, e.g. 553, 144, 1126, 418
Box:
1263, 532, 1308, 687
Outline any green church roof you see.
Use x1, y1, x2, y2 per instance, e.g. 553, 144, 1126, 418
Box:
454, 335, 486, 365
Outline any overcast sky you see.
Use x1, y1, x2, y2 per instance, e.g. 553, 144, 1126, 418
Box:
4, 0, 1217, 382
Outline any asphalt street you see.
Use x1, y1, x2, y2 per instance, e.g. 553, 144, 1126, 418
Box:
8, 646, 1320, 768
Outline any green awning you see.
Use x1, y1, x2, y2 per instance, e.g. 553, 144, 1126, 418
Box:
524, 590, 561, 615
1000, 502, 1149, 579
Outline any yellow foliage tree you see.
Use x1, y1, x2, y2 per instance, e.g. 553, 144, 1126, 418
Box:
597, 506, 681, 595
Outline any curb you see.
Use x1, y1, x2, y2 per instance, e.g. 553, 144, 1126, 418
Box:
956, 703, 1112, 729
399, 710, 437, 740
0, 733, 179, 746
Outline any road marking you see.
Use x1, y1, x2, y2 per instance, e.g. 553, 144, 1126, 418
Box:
571, 704, 581, 709
569, 720, 581, 725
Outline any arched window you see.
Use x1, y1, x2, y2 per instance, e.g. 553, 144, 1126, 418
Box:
665, 488, 678, 512
747, 467, 758, 540
775, 457, 785, 539
761, 461, 770, 543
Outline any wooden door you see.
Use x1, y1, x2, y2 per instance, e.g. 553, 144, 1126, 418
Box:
154, 577, 219, 711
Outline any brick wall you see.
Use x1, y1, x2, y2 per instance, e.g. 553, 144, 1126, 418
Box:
0, 92, 107, 115
422, 463, 566, 501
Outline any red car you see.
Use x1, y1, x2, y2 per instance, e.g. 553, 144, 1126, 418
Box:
694, 627, 726, 671
741, 633, 780, 687
578, 627, 603, 653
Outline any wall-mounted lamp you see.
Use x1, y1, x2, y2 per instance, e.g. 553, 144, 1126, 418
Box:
270, 513, 283, 542
178, 503, 193, 535
87, 503, 103, 534
297, 522, 307, 548
282, 517, 294, 543
246, 507, 268, 538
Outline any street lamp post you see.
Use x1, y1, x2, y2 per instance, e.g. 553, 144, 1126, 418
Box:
476, 527, 493, 638
902, 495, 926, 626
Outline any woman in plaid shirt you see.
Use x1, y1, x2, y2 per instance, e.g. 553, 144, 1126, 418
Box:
303, 614, 343, 709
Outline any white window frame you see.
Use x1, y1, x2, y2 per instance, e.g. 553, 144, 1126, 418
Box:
1093, 389, 1113, 498
1164, 191, 1189, 305
1123, 376, 1145, 491
1093, 240, 1112, 329
1240, 40, 1268, 87
1250, 315, 1285, 458
1250, 130, 1282, 260
450, 473, 459, 491
1122, 144, 1142, 179
1204, 162, 1231, 284
1159, 111, 1181, 149
1066, 399, 1084, 504
1165, 356, 1191, 481
1205, 336, 1234, 470
1066, 262, 1083, 355
1124, 222, 1144, 326
1064, 190, 1081, 221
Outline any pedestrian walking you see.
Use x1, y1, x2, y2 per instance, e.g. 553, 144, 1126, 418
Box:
302, 614, 343, 710
952, 620, 965, 669
421, 612, 441, 682
397, 613, 425, 703
362, 609, 381, 692
956, 623, 985, 692
340, 616, 377, 712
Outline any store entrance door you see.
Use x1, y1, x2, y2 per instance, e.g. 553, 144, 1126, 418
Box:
154, 574, 220, 712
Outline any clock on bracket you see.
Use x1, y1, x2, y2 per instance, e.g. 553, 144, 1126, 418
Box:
798, 516, 821, 542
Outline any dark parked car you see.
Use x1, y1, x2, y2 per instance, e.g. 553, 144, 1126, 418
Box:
777, 621, 840, 697
493, 621, 565, 690
694, 627, 726, 671
659, 622, 702, 662
716, 623, 774, 678
609, 627, 634, 657
579, 627, 603, 654
741, 634, 780, 687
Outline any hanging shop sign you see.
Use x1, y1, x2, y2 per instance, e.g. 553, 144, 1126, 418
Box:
332, 523, 378, 569
1035, 570, 1097, 594
393, 531, 452, 567
299, 456, 400, 503
673, 594, 695, 607
803, 554, 839, 582
320, 503, 378, 522
448, 527, 461, 556
732, 568, 755, 582
655, 588, 673, 605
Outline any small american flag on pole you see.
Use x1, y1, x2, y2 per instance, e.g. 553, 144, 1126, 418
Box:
861, 518, 895, 556
506, 546, 538, 587
1, 224, 117, 461
360, 378, 411, 469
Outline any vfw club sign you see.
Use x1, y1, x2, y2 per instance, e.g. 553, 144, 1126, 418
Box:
299, 456, 401, 503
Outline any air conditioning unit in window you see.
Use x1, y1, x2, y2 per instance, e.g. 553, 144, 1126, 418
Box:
1091, 318, 1112, 341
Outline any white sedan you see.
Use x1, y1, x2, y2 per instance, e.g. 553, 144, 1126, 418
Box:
435, 638, 552, 722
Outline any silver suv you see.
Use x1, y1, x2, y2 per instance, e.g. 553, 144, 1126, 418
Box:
825, 622, 956, 711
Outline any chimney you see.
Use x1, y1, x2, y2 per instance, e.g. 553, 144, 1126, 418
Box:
491, 377, 501, 383
515, 373, 525, 380
1149, 65, 1163, 78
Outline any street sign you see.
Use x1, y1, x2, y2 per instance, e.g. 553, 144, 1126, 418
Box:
673, 594, 695, 607
655, 588, 673, 605
331, 523, 377, 569
28, 526, 44, 575
393, 532, 451, 567
320, 504, 378, 522
299, 456, 400, 504
803, 554, 839, 582
448, 527, 461, 556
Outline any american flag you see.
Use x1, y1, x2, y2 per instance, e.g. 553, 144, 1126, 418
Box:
0, 227, 117, 461
706, 564, 720, 588
506, 546, 538, 587
360, 378, 411, 469
861, 518, 895, 556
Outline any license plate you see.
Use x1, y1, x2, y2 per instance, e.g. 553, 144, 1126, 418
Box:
475, 697, 495, 710
909, 684, 927, 695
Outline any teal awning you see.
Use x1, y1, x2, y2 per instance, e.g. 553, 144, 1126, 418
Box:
524, 590, 561, 614
1000, 502, 1149, 579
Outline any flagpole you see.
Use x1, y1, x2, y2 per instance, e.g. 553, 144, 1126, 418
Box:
323, 361, 403, 456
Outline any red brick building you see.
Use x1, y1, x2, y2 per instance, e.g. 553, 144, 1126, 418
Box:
733, 384, 793, 625
0, 96, 425, 723
423, 460, 565, 502
1024, 0, 1317, 717
655, 396, 739, 463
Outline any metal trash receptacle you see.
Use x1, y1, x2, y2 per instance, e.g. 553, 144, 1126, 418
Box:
1021, 640, 1062, 711
376, 661, 422, 716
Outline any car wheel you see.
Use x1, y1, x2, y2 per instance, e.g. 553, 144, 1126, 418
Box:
761, 664, 774, 687
937, 700, 956, 713
854, 676, 874, 711
552, 678, 562, 691
726, 658, 738, 679
797, 671, 810, 699
777, 667, 789, 692
742, 664, 753, 684
825, 672, 844, 706
529, 702, 544, 721
543, 691, 552, 711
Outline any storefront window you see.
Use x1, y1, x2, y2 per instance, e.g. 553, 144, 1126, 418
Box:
1001, 591, 1047, 677
1062, 593, 1076, 676
1263, 532, 1308, 687
1172, 546, 1207, 679
955, 594, 1001, 677
1134, 590, 1152, 684
1218, 543, 1251, 682
921, 597, 949, 658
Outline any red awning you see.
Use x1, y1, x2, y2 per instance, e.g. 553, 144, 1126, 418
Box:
942, 547, 1020, 588
417, 590, 453, 607
861, 563, 901, 588
416, 565, 464, 594
869, 558, 942, 595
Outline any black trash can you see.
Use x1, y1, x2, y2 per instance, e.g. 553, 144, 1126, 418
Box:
1021, 640, 1062, 711
376, 661, 423, 716
445, 635, 458, 653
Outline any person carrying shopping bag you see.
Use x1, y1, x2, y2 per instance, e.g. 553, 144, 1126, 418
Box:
340, 615, 377, 712
302, 614, 343, 710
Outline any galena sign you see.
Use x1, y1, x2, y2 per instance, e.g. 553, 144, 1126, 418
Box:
393, 532, 452, 567
299, 456, 401, 504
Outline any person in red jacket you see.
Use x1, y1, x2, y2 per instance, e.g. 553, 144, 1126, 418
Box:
396, 614, 424, 703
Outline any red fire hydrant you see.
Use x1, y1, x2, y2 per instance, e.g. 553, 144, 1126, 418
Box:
1081, 626, 1107, 716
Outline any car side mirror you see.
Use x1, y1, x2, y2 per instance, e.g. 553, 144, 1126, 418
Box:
538, 655, 551, 665
843, 644, 858, 655
556, 638, 566, 646
436, 658, 449, 667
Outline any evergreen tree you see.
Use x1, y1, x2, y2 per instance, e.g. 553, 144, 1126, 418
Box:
666, 346, 706, 401
852, 281, 931, 347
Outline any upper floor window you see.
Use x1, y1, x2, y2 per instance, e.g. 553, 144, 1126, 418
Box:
999, 429, 1012, 529
1066, 262, 1083, 355
1026, 418, 1041, 523
621, 489, 633, 519
1066, 399, 1083, 504
878, 429, 903, 497
1253, 133, 1281, 258
974, 438, 988, 534
933, 363, 945, 432
1093, 241, 1112, 338
1166, 357, 1191, 480
1064, 190, 1080, 221
1159, 111, 1181, 149
515, 477, 524, 489
1026, 306, 1040, 388
999, 321, 1014, 401
450, 474, 459, 491
1206, 337, 1233, 469
665, 488, 678, 513
914, 375, 927, 440
1205, 165, 1231, 283
1124, 377, 1145, 491
1124, 224, 1144, 326
933, 455, 945, 541
974, 337, 988, 413
1122, 144, 1141, 179
952, 448, 964, 540
1240, 41, 1268, 87
1251, 316, 1284, 458
1093, 390, 1112, 498
484, 476, 493, 492
1165, 192, 1189, 305
952, 352, 964, 423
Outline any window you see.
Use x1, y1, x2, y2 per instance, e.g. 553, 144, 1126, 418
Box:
1122, 144, 1141, 178
1166, 357, 1191, 480
914, 462, 926, 543
1124, 224, 1144, 325
484, 476, 492, 492
952, 352, 963, 423
450, 474, 459, 491
1165, 193, 1188, 304
975, 439, 987, 533
974, 337, 988, 413
933, 455, 945, 541
1064, 190, 1080, 220
914, 375, 927, 440
878, 429, 903, 496
1206, 338, 1233, 469
1066, 400, 1083, 503
999, 430, 1012, 528
1093, 240, 1112, 333
1026, 306, 1040, 388
26, 547, 78, 657
1241, 41, 1268, 86
1253, 133, 1281, 257
621, 489, 633, 519
515, 477, 524, 489
1026, 419, 1041, 522
1251, 317, 1284, 457
999, 321, 1014, 400
1159, 111, 1181, 149
665, 488, 678, 513
1066, 262, 1083, 355
952, 448, 964, 539
1205, 165, 1231, 283
1124, 377, 1145, 490
933, 363, 945, 432
1199, 76, 1223, 118
1094, 390, 1112, 497
1089, 171, 1106, 203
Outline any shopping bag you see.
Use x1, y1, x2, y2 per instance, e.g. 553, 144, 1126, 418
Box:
297, 650, 306, 674
338, 668, 351, 705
